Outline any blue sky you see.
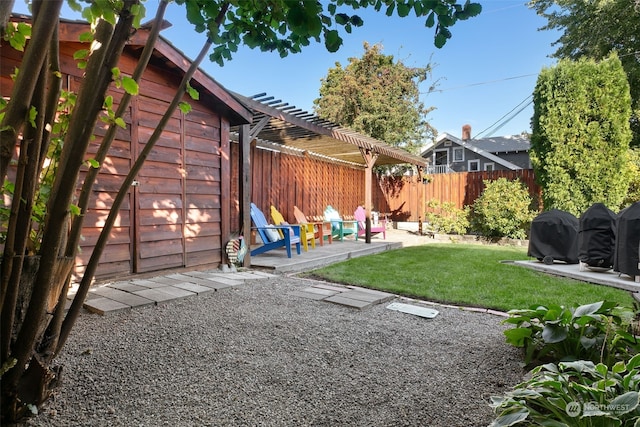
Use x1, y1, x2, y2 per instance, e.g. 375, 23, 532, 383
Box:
15, 0, 561, 141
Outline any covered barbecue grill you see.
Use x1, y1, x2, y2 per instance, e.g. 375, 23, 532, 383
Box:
528, 209, 579, 264
578, 203, 617, 270
613, 201, 640, 281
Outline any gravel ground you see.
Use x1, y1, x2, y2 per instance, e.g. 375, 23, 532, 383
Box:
22, 276, 525, 427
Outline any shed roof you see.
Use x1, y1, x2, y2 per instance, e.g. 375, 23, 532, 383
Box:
229, 93, 428, 167
22, 15, 427, 168
13, 15, 254, 126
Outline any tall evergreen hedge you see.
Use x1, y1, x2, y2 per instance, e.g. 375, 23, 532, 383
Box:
531, 54, 633, 216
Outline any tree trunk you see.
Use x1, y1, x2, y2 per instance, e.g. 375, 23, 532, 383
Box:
0, 255, 65, 422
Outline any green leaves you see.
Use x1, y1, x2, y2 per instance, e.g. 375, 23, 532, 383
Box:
179, 102, 192, 114
503, 301, 640, 367
471, 178, 535, 240
490, 359, 640, 426
121, 77, 139, 96
3, 21, 31, 51
504, 327, 532, 348
531, 54, 633, 215
185, 82, 199, 101
323, 29, 342, 53
180, 1, 481, 66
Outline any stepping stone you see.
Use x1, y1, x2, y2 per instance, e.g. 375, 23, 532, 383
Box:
289, 290, 331, 301
145, 276, 188, 286
300, 287, 338, 297
133, 287, 194, 303
201, 276, 244, 287
340, 289, 395, 304
130, 279, 170, 289
172, 282, 214, 295
312, 283, 349, 292
324, 294, 372, 309
107, 282, 148, 293
89, 287, 155, 308
168, 274, 227, 289
84, 297, 130, 315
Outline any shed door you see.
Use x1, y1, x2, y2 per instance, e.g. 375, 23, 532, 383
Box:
133, 96, 223, 274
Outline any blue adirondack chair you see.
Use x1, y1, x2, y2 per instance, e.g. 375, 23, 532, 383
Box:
250, 203, 301, 258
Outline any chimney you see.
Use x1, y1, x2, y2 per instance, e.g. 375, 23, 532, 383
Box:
462, 124, 471, 141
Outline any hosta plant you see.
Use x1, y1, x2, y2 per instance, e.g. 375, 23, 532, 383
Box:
503, 301, 639, 367
489, 356, 640, 427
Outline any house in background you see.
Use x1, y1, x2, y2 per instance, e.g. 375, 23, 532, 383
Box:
421, 124, 531, 173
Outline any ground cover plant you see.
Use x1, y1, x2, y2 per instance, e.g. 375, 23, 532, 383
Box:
504, 301, 640, 367
489, 356, 640, 426
305, 244, 635, 312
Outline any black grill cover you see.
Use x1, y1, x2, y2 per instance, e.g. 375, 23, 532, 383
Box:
578, 203, 617, 269
613, 201, 640, 278
528, 209, 579, 264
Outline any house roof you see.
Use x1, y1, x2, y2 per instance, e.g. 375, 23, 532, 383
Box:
467, 135, 530, 154
422, 133, 523, 170
229, 93, 428, 167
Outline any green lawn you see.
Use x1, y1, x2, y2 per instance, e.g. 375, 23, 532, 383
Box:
304, 244, 636, 312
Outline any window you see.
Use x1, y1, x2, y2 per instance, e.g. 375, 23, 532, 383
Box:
434, 149, 448, 166
453, 147, 464, 162
484, 162, 495, 171
468, 159, 480, 172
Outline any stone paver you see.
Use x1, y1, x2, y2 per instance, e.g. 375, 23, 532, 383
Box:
89, 287, 155, 308
340, 289, 393, 304
83, 297, 130, 315
108, 282, 149, 293
172, 282, 214, 295
198, 282, 234, 291
313, 283, 349, 292
145, 276, 188, 286
289, 290, 331, 301
133, 287, 194, 303
299, 287, 338, 297
130, 279, 169, 289
324, 294, 372, 309
200, 276, 244, 287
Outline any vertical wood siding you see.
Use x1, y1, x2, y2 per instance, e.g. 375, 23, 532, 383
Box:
230, 145, 365, 230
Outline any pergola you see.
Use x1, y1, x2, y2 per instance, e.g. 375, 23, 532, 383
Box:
229, 93, 428, 249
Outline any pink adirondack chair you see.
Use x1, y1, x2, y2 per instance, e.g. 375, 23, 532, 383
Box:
354, 206, 386, 240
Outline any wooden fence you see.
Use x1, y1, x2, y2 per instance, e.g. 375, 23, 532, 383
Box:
232, 144, 540, 227
374, 169, 541, 222
231, 144, 365, 231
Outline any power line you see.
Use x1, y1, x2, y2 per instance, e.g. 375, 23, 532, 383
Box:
425, 73, 539, 94
474, 95, 533, 139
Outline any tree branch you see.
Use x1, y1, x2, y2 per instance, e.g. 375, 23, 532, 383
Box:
54, 0, 170, 356
0, 0, 62, 185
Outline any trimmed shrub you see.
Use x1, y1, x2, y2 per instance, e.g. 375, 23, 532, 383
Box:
424, 199, 469, 235
470, 178, 535, 240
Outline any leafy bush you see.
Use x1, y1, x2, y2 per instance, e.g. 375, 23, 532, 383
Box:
504, 301, 639, 367
424, 199, 469, 235
489, 356, 640, 427
622, 147, 640, 208
470, 178, 535, 240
